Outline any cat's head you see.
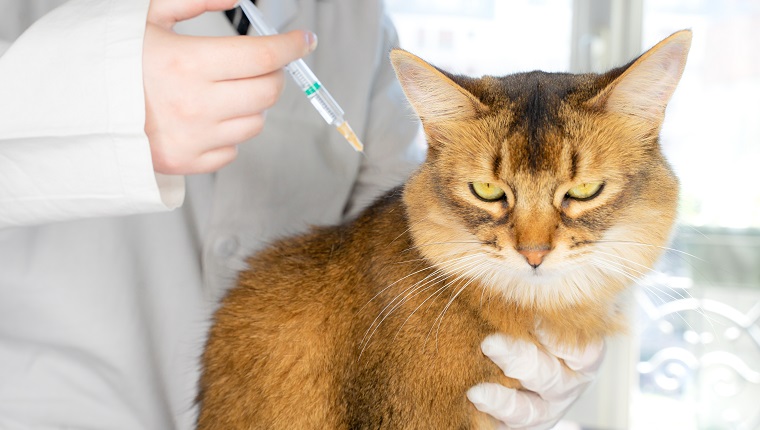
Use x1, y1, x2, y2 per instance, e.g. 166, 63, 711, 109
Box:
392, 31, 691, 310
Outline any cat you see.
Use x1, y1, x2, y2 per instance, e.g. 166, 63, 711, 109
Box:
197, 30, 692, 429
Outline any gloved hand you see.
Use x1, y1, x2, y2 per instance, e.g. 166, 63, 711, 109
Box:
467, 331, 605, 430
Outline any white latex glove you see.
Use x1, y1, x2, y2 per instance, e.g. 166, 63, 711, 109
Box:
467, 331, 605, 430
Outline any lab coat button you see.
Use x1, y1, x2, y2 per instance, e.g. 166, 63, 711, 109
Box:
213, 236, 240, 259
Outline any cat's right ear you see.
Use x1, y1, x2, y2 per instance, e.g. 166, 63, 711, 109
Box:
586, 30, 692, 128
390, 49, 488, 124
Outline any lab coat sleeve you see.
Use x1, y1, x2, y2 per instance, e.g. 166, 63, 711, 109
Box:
0, 0, 184, 229
343, 13, 424, 218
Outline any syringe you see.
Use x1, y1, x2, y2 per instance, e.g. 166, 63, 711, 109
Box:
238, 0, 364, 152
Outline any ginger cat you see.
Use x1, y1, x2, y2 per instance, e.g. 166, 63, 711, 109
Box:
198, 30, 692, 429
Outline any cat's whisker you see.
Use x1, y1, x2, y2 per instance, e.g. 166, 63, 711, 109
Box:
589, 259, 685, 327
392, 273, 462, 344
591, 259, 685, 329
391, 254, 485, 305
389, 225, 415, 245
593, 249, 696, 301
359, 254, 488, 359
400, 241, 482, 254
595, 255, 693, 303
641, 279, 693, 304
390, 247, 480, 266
426, 262, 491, 350
637, 278, 720, 332
356, 252, 476, 317
482, 270, 502, 307
394, 253, 492, 339
422, 278, 469, 350
594, 239, 703, 261
592, 257, 715, 331
355, 263, 435, 319
479, 272, 491, 308
407, 259, 492, 351
362, 264, 473, 359
640, 283, 704, 326
593, 256, 677, 297
360, 267, 446, 355
385, 256, 487, 329
591, 257, 645, 286
381, 266, 461, 330
599, 243, 718, 316
594, 252, 693, 303
593, 249, 661, 274
416, 241, 484, 247
680, 224, 711, 240
388, 217, 450, 246
391, 257, 430, 265
436, 264, 491, 337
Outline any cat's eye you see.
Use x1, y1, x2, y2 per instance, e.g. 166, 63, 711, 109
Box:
470, 182, 506, 202
566, 181, 604, 201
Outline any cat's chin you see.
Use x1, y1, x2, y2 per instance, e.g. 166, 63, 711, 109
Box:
473, 255, 626, 309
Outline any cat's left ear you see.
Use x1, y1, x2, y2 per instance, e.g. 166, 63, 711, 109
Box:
587, 30, 692, 126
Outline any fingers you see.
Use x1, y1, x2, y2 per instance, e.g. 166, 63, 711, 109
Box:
481, 334, 563, 396
156, 145, 239, 175
194, 145, 239, 174
467, 383, 555, 430
200, 30, 318, 81
480, 333, 597, 401
210, 71, 285, 119
535, 329, 606, 374
217, 114, 266, 147
151, 30, 316, 82
149, 114, 264, 174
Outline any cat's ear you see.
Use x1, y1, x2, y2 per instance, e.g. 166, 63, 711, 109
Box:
390, 49, 488, 123
587, 30, 691, 126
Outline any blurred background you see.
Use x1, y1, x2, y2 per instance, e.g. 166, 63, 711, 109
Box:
385, 1, 760, 429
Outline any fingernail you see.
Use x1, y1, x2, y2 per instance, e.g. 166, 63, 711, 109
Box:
481, 334, 511, 357
466, 387, 488, 410
306, 31, 318, 52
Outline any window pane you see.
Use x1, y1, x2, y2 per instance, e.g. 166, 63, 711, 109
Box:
644, 1, 760, 229
635, 2, 760, 430
387, 0, 573, 76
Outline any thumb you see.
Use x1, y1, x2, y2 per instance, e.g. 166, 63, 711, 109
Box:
147, 0, 239, 29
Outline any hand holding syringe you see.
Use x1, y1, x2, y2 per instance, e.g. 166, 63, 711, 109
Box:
238, 0, 364, 152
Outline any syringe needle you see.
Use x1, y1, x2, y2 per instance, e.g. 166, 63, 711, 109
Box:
336, 121, 363, 152
238, 0, 364, 152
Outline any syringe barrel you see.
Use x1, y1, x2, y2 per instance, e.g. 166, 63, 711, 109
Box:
239, 0, 352, 131
286, 60, 345, 126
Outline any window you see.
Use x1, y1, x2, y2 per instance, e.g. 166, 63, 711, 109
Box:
387, 0, 572, 76
633, 2, 760, 429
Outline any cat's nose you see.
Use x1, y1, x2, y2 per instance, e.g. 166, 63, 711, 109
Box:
518, 248, 550, 268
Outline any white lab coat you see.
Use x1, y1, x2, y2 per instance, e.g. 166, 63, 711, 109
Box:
0, 0, 421, 428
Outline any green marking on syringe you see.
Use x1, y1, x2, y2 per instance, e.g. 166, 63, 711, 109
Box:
304, 82, 321, 96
